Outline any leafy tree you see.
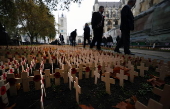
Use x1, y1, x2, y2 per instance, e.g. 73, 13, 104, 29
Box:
16, 0, 56, 43
0, 0, 18, 37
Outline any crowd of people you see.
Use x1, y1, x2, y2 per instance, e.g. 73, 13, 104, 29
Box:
57, 0, 136, 55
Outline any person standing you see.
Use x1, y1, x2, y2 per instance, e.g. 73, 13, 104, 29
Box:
114, 0, 136, 55
90, 6, 105, 50
116, 35, 120, 45
83, 23, 90, 48
108, 35, 113, 48
71, 29, 77, 46
61, 35, 64, 45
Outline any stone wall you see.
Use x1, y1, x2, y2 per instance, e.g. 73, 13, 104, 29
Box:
131, 0, 170, 43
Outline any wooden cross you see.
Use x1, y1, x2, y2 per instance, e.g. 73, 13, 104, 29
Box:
44, 69, 52, 87
7, 73, 22, 96
126, 61, 132, 69
68, 72, 73, 90
84, 64, 90, 78
77, 64, 83, 79
153, 84, 170, 109
53, 68, 62, 85
90, 62, 95, 78
74, 77, 81, 104
157, 65, 168, 80
94, 70, 100, 84
137, 63, 148, 77
135, 99, 163, 109
101, 72, 115, 94
116, 69, 128, 87
33, 70, 41, 90
21, 71, 33, 92
129, 66, 138, 83
62, 64, 69, 83
0, 80, 10, 105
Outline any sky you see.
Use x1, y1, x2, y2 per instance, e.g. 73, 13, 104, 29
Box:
52, 0, 120, 38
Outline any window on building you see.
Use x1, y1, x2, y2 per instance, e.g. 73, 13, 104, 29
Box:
61, 19, 63, 27
61, 30, 63, 32
107, 28, 111, 31
107, 20, 112, 25
115, 20, 118, 25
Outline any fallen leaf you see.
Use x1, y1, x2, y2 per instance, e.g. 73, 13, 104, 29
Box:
79, 104, 94, 109
126, 103, 135, 109
131, 95, 138, 103
113, 101, 127, 109
147, 76, 165, 87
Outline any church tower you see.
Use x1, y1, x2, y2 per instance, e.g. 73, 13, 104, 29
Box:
58, 13, 67, 44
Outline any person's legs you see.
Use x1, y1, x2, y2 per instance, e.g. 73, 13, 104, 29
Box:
122, 30, 130, 54
83, 37, 86, 48
114, 34, 123, 52
90, 30, 97, 48
73, 39, 75, 46
87, 37, 90, 45
96, 29, 103, 50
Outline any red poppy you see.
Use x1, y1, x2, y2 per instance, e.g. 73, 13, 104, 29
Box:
7, 78, 16, 86
71, 68, 77, 74
10, 69, 13, 73
22, 57, 25, 61
1, 86, 6, 95
52, 56, 56, 59
54, 72, 61, 78
14, 60, 17, 64
43, 56, 46, 60
1, 65, 4, 69
98, 65, 101, 70
6, 52, 10, 54
3, 73, 6, 79
85, 67, 90, 72
33, 75, 41, 82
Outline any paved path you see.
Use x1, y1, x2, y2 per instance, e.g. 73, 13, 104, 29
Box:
84, 47, 170, 62
119, 48, 170, 62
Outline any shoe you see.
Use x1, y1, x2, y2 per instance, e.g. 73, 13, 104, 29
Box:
125, 53, 135, 55
114, 50, 121, 53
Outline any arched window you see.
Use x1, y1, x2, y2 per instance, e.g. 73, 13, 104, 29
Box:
115, 20, 118, 25
107, 20, 112, 25
107, 28, 111, 31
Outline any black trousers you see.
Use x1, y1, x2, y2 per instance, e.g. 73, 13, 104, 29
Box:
90, 28, 103, 49
83, 36, 90, 48
71, 38, 76, 46
115, 30, 130, 54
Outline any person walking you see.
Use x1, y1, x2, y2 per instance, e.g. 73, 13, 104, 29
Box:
90, 6, 105, 50
114, 0, 136, 55
102, 36, 107, 47
108, 35, 113, 48
83, 23, 91, 48
70, 29, 77, 46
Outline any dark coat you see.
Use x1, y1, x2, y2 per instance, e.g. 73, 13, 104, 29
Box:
84, 26, 90, 38
91, 12, 104, 30
120, 5, 134, 31
71, 30, 77, 40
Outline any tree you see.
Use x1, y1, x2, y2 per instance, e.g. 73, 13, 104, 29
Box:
0, 0, 18, 38
16, 0, 56, 43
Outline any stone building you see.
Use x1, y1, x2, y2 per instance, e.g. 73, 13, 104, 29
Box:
58, 13, 67, 44
93, 0, 122, 38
